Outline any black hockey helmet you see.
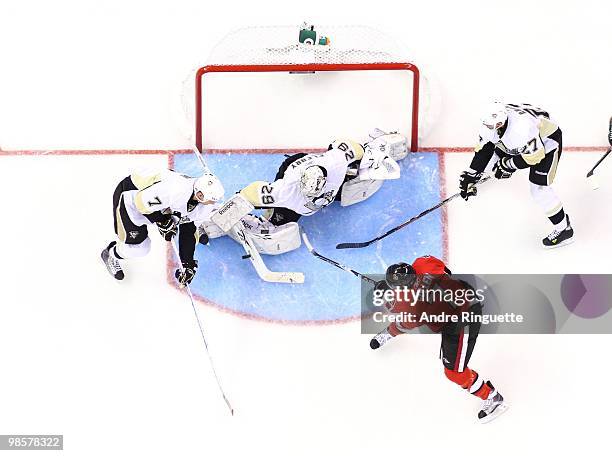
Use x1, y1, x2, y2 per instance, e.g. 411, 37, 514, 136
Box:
385, 262, 416, 288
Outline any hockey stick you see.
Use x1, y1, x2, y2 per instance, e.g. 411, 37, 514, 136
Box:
234, 226, 305, 283
586, 117, 612, 190
336, 176, 492, 249
169, 238, 235, 415
189, 149, 303, 283
301, 230, 377, 284
192, 147, 212, 172
586, 149, 611, 190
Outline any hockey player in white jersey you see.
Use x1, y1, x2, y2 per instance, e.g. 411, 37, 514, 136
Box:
205, 130, 407, 257
459, 102, 574, 248
101, 169, 224, 284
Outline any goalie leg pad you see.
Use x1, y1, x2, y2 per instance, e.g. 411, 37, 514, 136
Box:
229, 225, 304, 283
368, 129, 408, 161
197, 219, 227, 239
340, 178, 383, 207
211, 193, 255, 232
228, 215, 301, 255
360, 142, 401, 180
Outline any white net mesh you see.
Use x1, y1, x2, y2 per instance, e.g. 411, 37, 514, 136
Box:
206, 25, 412, 66
175, 25, 441, 149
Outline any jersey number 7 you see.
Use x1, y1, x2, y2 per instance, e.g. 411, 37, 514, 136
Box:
148, 196, 162, 206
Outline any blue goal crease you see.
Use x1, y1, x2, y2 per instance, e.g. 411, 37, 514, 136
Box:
173, 152, 443, 322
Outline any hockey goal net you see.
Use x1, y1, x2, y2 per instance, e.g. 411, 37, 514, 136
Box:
183, 25, 435, 153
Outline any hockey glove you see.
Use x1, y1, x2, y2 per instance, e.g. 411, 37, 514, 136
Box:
492, 157, 516, 179
157, 217, 178, 241
198, 231, 210, 245
374, 280, 390, 293
459, 170, 482, 200
175, 259, 198, 287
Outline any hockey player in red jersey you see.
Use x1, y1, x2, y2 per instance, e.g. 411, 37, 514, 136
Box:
370, 255, 508, 423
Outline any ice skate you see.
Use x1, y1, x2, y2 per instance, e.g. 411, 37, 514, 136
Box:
542, 215, 574, 249
478, 391, 509, 424
101, 241, 124, 280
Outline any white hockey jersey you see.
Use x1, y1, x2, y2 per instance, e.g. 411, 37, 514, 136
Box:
123, 168, 219, 229
476, 103, 560, 166
240, 140, 364, 216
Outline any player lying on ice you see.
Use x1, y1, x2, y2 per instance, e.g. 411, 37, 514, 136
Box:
459, 102, 573, 248
100, 168, 225, 285
202, 129, 408, 257
370, 255, 508, 424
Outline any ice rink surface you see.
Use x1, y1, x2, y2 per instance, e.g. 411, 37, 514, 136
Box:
2, 1, 611, 454
173, 151, 443, 321
1, 149, 611, 456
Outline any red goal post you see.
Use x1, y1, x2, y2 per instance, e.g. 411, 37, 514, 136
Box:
190, 25, 426, 153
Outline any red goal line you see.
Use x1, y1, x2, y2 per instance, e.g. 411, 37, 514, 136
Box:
0, 146, 607, 156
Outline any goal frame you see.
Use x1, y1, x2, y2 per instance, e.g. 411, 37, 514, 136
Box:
194, 62, 420, 153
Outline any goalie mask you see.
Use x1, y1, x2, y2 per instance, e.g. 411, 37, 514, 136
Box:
482, 102, 508, 130
194, 173, 225, 203
385, 262, 416, 288
299, 166, 327, 197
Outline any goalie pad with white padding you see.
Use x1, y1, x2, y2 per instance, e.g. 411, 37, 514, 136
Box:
198, 218, 227, 239
359, 142, 401, 180
368, 128, 408, 161
228, 215, 301, 255
210, 193, 255, 232
230, 224, 304, 283
340, 178, 384, 207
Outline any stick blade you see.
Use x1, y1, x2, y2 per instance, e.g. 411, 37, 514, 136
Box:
587, 174, 601, 190
336, 242, 370, 250
300, 229, 314, 253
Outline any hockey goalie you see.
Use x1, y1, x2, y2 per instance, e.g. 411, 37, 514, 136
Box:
206, 129, 408, 257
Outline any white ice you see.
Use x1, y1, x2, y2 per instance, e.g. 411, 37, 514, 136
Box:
1, 0, 612, 455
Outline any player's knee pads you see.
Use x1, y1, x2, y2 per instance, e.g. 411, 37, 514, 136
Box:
444, 367, 476, 389
115, 237, 151, 259
530, 182, 562, 215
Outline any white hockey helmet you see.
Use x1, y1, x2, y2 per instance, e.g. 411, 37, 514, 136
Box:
482, 102, 508, 130
193, 173, 224, 203
299, 166, 327, 197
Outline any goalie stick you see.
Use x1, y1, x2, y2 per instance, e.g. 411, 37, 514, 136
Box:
169, 237, 234, 415
301, 230, 376, 284
190, 148, 304, 283
586, 116, 612, 190
336, 176, 491, 249
234, 226, 305, 283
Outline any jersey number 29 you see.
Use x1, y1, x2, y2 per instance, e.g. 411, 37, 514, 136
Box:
261, 185, 275, 204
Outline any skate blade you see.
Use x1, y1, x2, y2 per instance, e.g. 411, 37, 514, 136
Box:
542, 236, 575, 250
479, 403, 509, 424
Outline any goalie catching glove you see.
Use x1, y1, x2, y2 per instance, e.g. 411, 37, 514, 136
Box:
175, 259, 198, 287
156, 216, 178, 241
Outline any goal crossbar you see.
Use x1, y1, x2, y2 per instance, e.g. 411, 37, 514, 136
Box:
194, 62, 420, 153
